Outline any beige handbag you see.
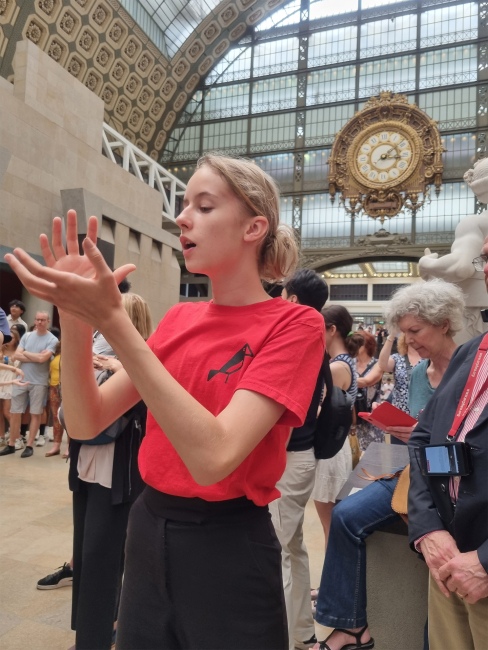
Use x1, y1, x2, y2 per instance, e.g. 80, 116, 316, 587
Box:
359, 464, 410, 524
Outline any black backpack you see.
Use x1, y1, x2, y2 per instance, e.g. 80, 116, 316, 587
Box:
313, 353, 354, 460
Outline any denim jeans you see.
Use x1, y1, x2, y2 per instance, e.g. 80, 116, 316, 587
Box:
315, 477, 401, 629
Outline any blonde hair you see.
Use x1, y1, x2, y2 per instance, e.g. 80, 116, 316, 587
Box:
196, 154, 298, 282
397, 332, 408, 356
122, 293, 153, 341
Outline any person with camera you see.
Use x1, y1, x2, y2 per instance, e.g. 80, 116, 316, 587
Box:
408, 242, 488, 650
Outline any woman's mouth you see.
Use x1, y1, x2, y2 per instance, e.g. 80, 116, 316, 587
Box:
180, 236, 197, 255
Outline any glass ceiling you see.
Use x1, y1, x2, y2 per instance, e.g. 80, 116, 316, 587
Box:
134, 0, 222, 58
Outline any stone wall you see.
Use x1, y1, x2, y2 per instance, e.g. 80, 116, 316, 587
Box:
0, 39, 181, 326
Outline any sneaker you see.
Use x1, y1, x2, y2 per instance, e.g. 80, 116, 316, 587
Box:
14, 438, 24, 450
36, 436, 46, 447
295, 635, 317, 650
34, 432, 39, 441
21, 446, 34, 458
0, 445, 15, 456
0, 437, 6, 447
21, 435, 27, 446
37, 563, 73, 590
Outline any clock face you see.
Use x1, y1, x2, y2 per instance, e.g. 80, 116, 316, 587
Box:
354, 130, 414, 185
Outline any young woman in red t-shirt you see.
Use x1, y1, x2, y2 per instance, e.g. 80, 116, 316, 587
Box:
6, 155, 325, 650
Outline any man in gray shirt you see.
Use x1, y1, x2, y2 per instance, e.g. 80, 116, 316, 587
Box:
0, 311, 58, 458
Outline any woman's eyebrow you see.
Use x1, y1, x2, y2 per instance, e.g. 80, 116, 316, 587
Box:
183, 191, 219, 206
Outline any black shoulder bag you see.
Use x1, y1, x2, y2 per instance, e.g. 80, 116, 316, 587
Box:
314, 353, 354, 460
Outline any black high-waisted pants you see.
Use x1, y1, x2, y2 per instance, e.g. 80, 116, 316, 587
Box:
116, 486, 288, 650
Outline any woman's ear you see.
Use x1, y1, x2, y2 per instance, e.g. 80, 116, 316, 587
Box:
327, 324, 337, 337
441, 320, 450, 334
243, 216, 269, 244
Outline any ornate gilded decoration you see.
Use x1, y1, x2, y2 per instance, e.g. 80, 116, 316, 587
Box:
328, 92, 444, 224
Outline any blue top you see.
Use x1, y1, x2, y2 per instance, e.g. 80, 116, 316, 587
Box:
331, 352, 358, 405
0, 309, 11, 344
19, 331, 58, 385
408, 359, 436, 420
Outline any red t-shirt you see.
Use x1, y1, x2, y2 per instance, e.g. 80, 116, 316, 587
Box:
139, 298, 325, 506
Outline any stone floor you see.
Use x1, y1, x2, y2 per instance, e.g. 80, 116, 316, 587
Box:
0, 435, 329, 650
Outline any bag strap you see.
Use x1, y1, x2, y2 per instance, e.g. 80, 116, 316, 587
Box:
358, 358, 376, 378
358, 467, 404, 481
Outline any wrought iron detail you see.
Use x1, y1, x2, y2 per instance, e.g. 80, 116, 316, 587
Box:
294, 152, 303, 183
251, 99, 298, 114
253, 62, 299, 78
301, 237, 350, 249
293, 196, 303, 236
359, 41, 417, 61
479, 86, 488, 117
307, 89, 356, 105
436, 118, 477, 131
204, 107, 250, 120
477, 132, 487, 159
304, 135, 335, 146
419, 72, 478, 89
480, 44, 488, 74
297, 110, 305, 138
481, 2, 488, 29
249, 140, 296, 153
476, 199, 488, 215
308, 51, 357, 68
205, 68, 252, 86
299, 36, 308, 64
419, 30, 478, 49
358, 81, 416, 99
298, 74, 307, 99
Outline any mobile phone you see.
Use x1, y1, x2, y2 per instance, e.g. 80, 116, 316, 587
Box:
417, 442, 472, 477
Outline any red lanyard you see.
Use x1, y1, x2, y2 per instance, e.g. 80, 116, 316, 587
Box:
447, 333, 488, 441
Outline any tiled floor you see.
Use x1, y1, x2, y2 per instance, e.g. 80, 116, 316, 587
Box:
0, 438, 329, 650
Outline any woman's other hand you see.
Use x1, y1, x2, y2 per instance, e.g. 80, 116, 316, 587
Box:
4, 210, 135, 330
93, 355, 123, 373
12, 379, 30, 387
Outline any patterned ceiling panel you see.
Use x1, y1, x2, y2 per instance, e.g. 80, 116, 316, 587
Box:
0, 0, 288, 158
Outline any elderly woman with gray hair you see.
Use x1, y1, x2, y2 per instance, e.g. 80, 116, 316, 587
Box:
312, 279, 465, 650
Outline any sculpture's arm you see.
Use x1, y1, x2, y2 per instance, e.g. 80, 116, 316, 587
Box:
419, 212, 488, 282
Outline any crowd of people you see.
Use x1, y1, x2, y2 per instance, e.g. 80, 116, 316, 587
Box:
0, 155, 487, 650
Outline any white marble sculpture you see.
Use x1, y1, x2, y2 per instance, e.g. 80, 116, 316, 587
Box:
419, 158, 488, 344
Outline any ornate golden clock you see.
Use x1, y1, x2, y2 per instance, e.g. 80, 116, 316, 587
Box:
328, 92, 444, 223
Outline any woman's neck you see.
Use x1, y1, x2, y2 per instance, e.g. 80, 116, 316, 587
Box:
328, 337, 348, 360
357, 350, 372, 365
428, 337, 457, 384
210, 264, 271, 306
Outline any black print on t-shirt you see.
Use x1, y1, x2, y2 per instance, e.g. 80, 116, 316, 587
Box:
207, 344, 254, 383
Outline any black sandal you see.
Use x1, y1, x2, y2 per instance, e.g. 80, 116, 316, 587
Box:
319, 625, 374, 650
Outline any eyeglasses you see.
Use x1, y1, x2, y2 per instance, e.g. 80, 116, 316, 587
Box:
35, 318, 48, 322
472, 255, 488, 272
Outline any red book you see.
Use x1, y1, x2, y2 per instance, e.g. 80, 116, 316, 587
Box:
358, 401, 418, 431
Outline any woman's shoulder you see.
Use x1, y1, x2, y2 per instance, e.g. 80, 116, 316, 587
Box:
410, 358, 429, 378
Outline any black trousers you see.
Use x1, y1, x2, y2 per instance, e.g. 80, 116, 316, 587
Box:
116, 487, 288, 650
72, 481, 133, 650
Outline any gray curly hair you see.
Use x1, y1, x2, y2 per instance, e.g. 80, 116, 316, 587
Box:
384, 279, 465, 337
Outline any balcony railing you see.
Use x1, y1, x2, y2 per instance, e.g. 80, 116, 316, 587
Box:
102, 123, 186, 222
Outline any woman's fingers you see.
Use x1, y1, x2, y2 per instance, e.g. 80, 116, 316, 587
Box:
5, 253, 57, 300
40, 234, 57, 268
66, 210, 81, 256
113, 264, 137, 285
87, 215, 98, 243
51, 217, 67, 260
12, 248, 66, 284
82, 238, 113, 279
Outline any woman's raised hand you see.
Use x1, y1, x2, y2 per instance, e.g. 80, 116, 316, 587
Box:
4, 210, 135, 330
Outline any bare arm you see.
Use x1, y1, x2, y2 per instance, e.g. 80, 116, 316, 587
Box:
0, 362, 24, 378
6, 212, 290, 486
21, 349, 53, 363
378, 337, 396, 372
357, 362, 383, 388
13, 347, 29, 363
330, 361, 351, 391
